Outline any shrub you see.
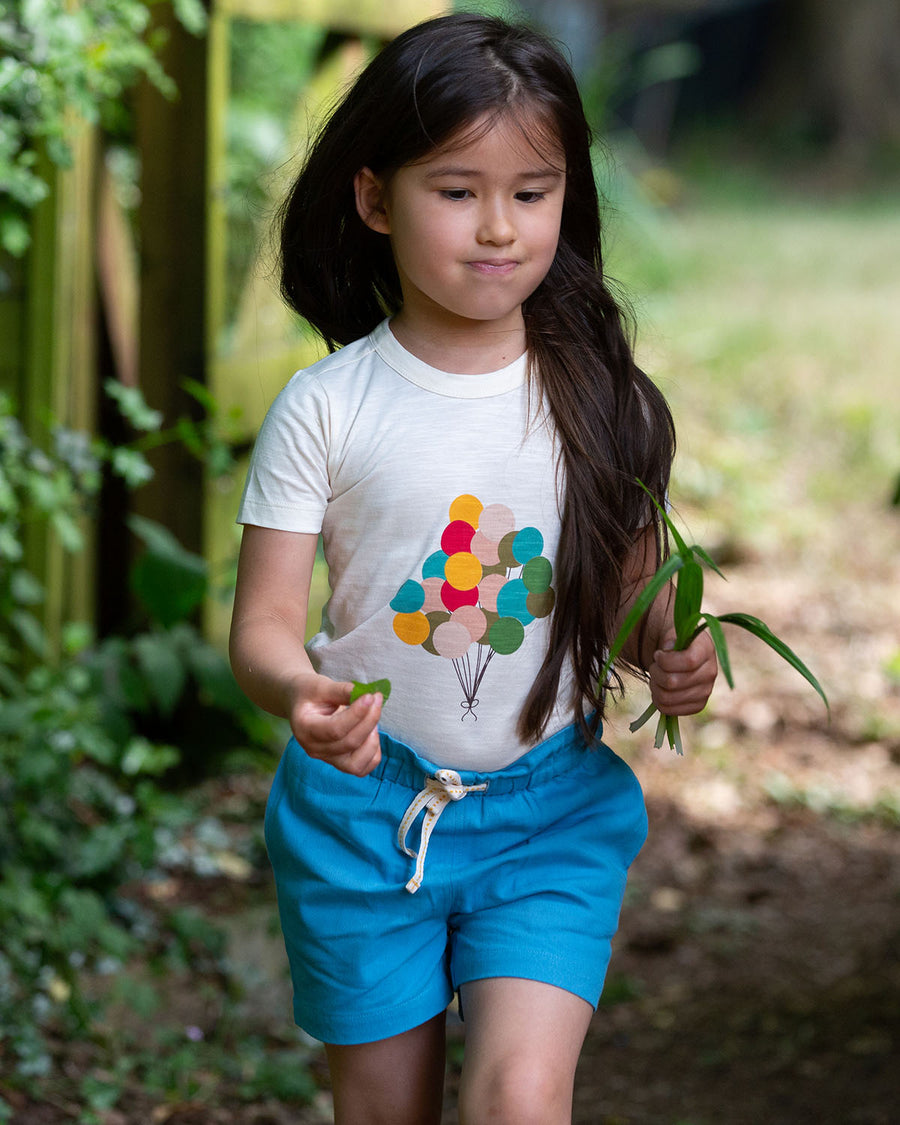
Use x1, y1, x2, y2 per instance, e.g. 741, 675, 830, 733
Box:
0, 384, 283, 1097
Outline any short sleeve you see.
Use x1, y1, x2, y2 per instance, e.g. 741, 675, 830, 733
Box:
236, 371, 331, 533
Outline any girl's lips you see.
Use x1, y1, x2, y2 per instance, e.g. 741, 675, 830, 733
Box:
467, 259, 518, 275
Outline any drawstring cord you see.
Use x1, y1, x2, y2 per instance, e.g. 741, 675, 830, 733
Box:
398, 769, 488, 893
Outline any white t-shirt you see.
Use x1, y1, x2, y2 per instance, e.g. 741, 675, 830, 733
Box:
237, 319, 574, 770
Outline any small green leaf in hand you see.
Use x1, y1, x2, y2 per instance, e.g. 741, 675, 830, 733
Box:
350, 679, 392, 703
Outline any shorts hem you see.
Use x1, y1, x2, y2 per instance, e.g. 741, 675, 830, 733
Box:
293, 989, 453, 1046
452, 950, 609, 1011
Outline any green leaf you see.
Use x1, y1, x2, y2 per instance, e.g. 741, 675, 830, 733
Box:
692, 542, 726, 581
9, 609, 47, 657
700, 613, 733, 689
636, 479, 690, 557
110, 446, 154, 488
600, 553, 683, 683
104, 380, 163, 432
10, 569, 44, 606
120, 737, 180, 777
351, 679, 391, 702
133, 633, 187, 716
673, 560, 703, 647
172, 0, 209, 35
128, 516, 208, 627
717, 612, 829, 710
667, 714, 683, 755
50, 509, 84, 551
629, 700, 658, 733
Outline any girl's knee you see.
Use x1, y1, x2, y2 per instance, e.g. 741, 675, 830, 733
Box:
459, 1054, 575, 1125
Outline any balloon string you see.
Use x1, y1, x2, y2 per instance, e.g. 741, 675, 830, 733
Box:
460, 697, 479, 719
471, 648, 496, 698
452, 656, 469, 702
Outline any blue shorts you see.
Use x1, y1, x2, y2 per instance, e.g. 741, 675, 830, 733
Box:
264, 722, 647, 1045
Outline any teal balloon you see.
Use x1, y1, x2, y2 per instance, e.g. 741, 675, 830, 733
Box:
422, 550, 448, 580
496, 578, 533, 625
512, 526, 543, 564
390, 579, 425, 613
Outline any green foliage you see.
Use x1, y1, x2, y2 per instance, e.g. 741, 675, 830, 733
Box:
0, 384, 283, 1097
0, 0, 207, 257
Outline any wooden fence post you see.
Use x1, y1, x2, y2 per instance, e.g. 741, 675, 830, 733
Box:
133, 5, 209, 559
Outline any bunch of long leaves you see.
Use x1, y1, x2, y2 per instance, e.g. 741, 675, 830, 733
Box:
602, 483, 828, 753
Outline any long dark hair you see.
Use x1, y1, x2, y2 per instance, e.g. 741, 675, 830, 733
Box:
279, 12, 675, 742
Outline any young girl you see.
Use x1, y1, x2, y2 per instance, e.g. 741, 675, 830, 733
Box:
230, 12, 717, 1124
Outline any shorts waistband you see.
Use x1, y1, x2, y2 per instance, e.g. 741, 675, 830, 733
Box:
372, 718, 602, 796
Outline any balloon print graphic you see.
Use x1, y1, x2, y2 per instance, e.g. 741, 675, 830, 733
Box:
391, 495, 555, 719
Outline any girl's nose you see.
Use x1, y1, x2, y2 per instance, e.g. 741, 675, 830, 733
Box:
476, 203, 516, 246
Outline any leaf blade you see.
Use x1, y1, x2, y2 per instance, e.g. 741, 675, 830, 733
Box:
600, 553, 684, 683
718, 612, 829, 710
701, 612, 734, 689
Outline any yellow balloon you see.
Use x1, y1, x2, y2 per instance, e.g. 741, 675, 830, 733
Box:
448, 493, 483, 528
444, 551, 483, 592
393, 611, 431, 646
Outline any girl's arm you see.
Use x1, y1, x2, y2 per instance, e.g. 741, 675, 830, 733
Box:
229, 525, 383, 776
618, 524, 718, 718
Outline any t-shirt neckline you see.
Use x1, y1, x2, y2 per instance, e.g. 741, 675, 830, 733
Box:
371, 319, 528, 399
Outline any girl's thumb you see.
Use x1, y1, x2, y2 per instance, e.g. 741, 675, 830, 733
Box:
322, 678, 355, 703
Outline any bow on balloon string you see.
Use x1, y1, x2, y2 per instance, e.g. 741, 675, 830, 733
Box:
391, 494, 555, 718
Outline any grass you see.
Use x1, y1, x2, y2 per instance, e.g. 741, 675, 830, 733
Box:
605, 161, 900, 555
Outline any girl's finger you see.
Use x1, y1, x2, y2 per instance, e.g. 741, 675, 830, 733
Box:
300, 692, 383, 758
338, 731, 383, 777
301, 690, 381, 742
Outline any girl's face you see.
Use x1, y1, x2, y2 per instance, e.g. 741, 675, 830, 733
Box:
355, 111, 566, 350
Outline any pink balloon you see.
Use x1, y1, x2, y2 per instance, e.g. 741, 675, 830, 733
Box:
433, 620, 473, 659
478, 572, 507, 613
470, 530, 500, 566
422, 577, 445, 613
478, 504, 516, 543
451, 605, 487, 642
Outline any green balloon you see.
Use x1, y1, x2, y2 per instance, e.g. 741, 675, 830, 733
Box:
522, 555, 552, 594
489, 616, 525, 655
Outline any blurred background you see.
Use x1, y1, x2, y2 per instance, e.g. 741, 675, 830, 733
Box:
1, 1, 898, 1122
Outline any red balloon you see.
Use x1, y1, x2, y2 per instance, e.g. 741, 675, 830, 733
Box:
441, 581, 479, 612
441, 520, 476, 556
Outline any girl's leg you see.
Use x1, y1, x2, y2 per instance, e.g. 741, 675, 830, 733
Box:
456, 977, 594, 1125
325, 1010, 447, 1125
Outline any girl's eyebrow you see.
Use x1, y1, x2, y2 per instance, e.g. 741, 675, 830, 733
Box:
423, 165, 564, 180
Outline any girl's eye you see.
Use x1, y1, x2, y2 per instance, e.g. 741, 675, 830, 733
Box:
441, 189, 471, 201
515, 191, 545, 203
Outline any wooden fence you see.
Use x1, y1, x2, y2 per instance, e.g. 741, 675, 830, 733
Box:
2, 0, 446, 649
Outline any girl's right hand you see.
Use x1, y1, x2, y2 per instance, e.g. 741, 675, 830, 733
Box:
287, 672, 383, 777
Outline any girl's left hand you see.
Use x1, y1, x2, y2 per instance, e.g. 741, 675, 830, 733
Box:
647, 629, 718, 717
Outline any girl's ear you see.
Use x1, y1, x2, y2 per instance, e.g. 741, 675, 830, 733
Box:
354, 167, 391, 234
